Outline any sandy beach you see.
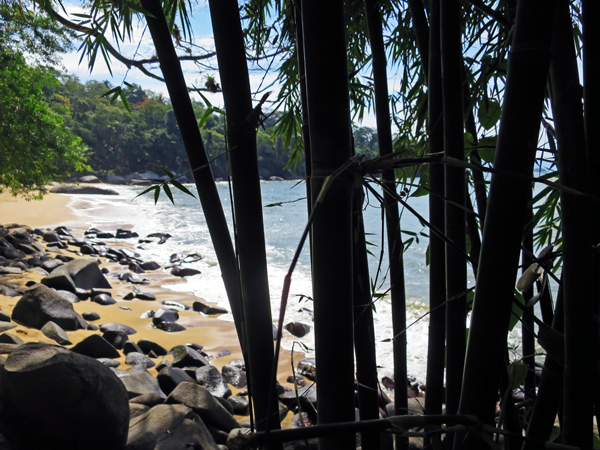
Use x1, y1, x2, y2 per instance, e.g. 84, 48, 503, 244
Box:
0, 190, 304, 427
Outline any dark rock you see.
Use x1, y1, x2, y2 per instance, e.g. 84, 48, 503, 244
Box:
16, 243, 37, 254
285, 322, 311, 338
279, 384, 318, 414
0, 310, 11, 322
54, 254, 74, 262
42, 230, 61, 243
0, 246, 26, 260
171, 266, 201, 277
0, 342, 129, 450
152, 308, 179, 325
92, 293, 117, 305
157, 366, 196, 396
87, 323, 99, 331
135, 292, 156, 301
215, 349, 232, 359
129, 403, 151, 419
103, 330, 129, 350
129, 393, 165, 407
139, 309, 154, 319
155, 322, 186, 332
195, 366, 232, 398
123, 292, 135, 300
193, 301, 228, 315
127, 404, 220, 450
165, 382, 240, 432
11, 284, 86, 331
70, 334, 120, 359
227, 396, 250, 416
140, 261, 161, 271
105, 175, 128, 185
0, 266, 22, 275
137, 339, 168, 356
80, 244, 96, 255
75, 287, 90, 300
0, 322, 17, 333
126, 352, 156, 369
99, 322, 137, 335
96, 231, 115, 238
128, 262, 145, 274
118, 272, 148, 284
41, 268, 77, 292
41, 259, 65, 274
161, 300, 190, 311
123, 340, 143, 355
82, 311, 100, 321
64, 258, 111, 290
206, 424, 229, 445
40, 321, 72, 345
56, 289, 79, 303
170, 344, 210, 368
97, 358, 120, 368
119, 371, 166, 399
215, 396, 235, 415
0, 285, 19, 297
49, 185, 119, 195
287, 374, 307, 387
0, 332, 24, 345
296, 358, 317, 381
115, 229, 134, 239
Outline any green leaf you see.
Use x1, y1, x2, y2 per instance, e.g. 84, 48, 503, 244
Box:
478, 100, 502, 130
411, 187, 429, 197
170, 178, 196, 198
125, 1, 156, 18
153, 186, 160, 204
509, 290, 525, 331
119, 89, 131, 114
163, 183, 174, 204
478, 136, 498, 164
507, 363, 528, 389
133, 185, 159, 201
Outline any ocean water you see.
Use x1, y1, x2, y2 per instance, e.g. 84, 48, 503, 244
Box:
64, 179, 505, 384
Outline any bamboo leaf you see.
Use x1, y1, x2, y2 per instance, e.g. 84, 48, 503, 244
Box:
119, 90, 131, 114
163, 183, 174, 204
153, 186, 160, 204
170, 179, 196, 198
506, 363, 528, 389
478, 100, 502, 130
132, 185, 158, 201
125, 1, 156, 17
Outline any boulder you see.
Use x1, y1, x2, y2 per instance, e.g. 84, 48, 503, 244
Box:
82, 311, 100, 321
103, 330, 129, 350
70, 334, 120, 359
137, 339, 167, 356
127, 404, 220, 450
42, 230, 61, 243
100, 323, 137, 335
92, 293, 116, 305
222, 364, 247, 389
40, 259, 64, 272
0, 332, 24, 345
0, 285, 19, 297
157, 366, 196, 396
105, 175, 129, 185
129, 393, 165, 408
11, 284, 86, 331
169, 345, 210, 368
119, 371, 166, 399
41, 267, 77, 292
193, 301, 228, 315
79, 175, 101, 183
123, 340, 143, 355
0, 322, 16, 333
64, 258, 111, 290
285, 322, 311, 338
49, 185, 119, 195
296, 358, 317, 381
56, 290, 79, 303
171, 266, 201, 277
129, 403, 151, 419
0, 343, 129, 450
195, 366, 232, 398
227, 396, 250, 416
155, 322, 186, 332
126, 352, 156, 369
152, 308, 179, 325
140, 261, 161, 271
165, 383, 240, 432
40, 321, 72, 345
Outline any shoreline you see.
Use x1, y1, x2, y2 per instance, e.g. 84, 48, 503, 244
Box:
0, 190, 305, 427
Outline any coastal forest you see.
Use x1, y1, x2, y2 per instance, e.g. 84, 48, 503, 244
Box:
1, 0, 599, 450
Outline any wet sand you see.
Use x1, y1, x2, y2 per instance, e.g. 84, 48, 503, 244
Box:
0, 190, 304, 426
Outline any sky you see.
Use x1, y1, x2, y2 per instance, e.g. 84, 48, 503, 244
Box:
58, 1, 379, 128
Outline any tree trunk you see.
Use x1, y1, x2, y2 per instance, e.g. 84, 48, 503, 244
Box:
550, 1, 592, 446
300, 1, 356, 448
207, 0, 280, 434
456, 1, 557, 447
140, 0, 244, 348
441, 0, 467, 424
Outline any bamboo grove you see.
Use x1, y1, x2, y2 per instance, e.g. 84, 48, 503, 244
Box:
25, 0, 600, 448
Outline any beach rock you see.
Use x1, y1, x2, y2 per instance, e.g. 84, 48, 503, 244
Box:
116, 229, 135, 239
279, 384, 318, 413
171, 266, 201, 277
157, 366, 196, 396
215, 349, 232, 359
215, 396, 235, 415
196, 366, 232, 398
206, 424, 230, 445
103, 330, 129, 350
64, 258, 111, 290
221, 364, 248, 389
285, 322, 311, 338
97, 358, 120, 368
0, 342, 129, 450
155, 321, 186, 332
152, 308, 179, 325
170, 344, 210, 368
56, 289, 79, 303
41, 321, 72, 345
71, 334, 120, 359
0, 332, 24, 345
49, 185, 119, 195
0, 285, 19, 297
227, 396, 250, 416
119, 273, 148, 284
193, 301, 228, 315
92, 293, 117, 305
287, 374, 307, 387
42, 230, 61, 243
166, 382, 240, 432
79, 175, 101, 183
161, 300, 190, 310
7, 227, 32, 242
0, 322, 17, 333
100, 322, 137, 335
119, 371, 166, 399
139, 309, 154, 318
140, 261, 161, 271
87, 323, 99, 331
80, 243, 96, 255
127, 404, 220, 450
82, 311, 100, 321
105, 175, 128, 185
15, 243, 37, 254
128, 262, 145, 274
41, 268, 77, 292
123, 340, 143, 355
129, 393, 165, 408
137, 339, 167, 356
297, 358, 317, 381
11, 284, 86, 331
129, 403, 151, 419
0, 266, 22, 275
0, 310, 11, 322
135, 292, 156, 301
126, 352, 156, 369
